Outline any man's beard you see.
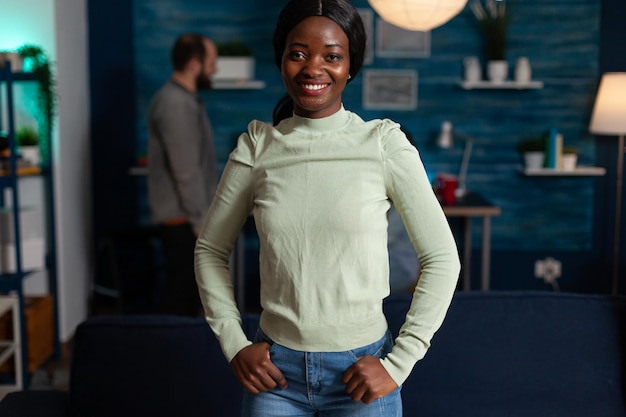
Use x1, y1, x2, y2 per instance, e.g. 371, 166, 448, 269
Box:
196, 73, 213, 90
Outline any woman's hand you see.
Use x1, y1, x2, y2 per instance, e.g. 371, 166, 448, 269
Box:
230, 342, 287, 394
342, 355, 398, 404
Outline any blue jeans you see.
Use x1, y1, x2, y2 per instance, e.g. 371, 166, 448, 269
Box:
241, 329, 402, 417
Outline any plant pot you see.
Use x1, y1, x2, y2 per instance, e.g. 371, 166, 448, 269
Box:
214, 57, 255, 81
20, 146, 40, 167
523, 151, 545, 170
562, 153, 578, 171
487, 60, 508, 83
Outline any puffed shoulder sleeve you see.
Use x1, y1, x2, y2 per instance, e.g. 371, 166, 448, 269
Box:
228, 120, 266, 167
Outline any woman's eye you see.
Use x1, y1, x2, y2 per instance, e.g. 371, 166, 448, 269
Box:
327, 53, 343, 62
289, 51, 305, 60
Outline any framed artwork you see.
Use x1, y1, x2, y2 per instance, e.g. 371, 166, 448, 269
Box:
363, 69, 418, 110
357, 8, 374, 65
376, 19, 430, 58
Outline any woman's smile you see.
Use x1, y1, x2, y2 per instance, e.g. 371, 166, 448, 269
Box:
300, 82, 331, 94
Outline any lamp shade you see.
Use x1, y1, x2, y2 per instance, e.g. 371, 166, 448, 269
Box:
589, 72, 626, 135
368, 0, 468, 31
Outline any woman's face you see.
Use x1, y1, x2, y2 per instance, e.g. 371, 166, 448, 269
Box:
281, 16, 350, 119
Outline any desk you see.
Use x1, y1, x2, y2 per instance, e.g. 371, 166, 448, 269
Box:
442, 193, 501, 291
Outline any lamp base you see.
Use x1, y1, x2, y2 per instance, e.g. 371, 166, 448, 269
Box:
612, 134, 624, 295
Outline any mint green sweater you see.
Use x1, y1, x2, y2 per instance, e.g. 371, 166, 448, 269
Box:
194, 107, 460, 385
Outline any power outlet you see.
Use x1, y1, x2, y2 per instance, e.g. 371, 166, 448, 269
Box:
535, 257, 561, 284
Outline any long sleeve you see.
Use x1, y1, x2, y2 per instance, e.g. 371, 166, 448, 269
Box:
194, 126, 257, 361
379, 123, 461, 385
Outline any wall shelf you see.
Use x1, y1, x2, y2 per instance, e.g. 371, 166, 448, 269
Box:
0, 166, 42, 177
0, 61, 59, 389
213, 80, 265, 90
520, 166, 606, 176
460, 80, 544, 90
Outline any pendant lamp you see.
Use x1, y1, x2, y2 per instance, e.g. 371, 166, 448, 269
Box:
368, 0, 468, 31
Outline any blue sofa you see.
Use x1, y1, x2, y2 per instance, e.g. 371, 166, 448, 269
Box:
0, 291, 625, 417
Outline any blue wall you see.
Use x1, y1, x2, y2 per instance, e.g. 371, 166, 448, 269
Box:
89, 0, 626, 294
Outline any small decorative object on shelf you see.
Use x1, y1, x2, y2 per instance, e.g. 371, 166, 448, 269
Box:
463, 56, 482, 82
514, 56, 532, 83
16, 125, 40, 167
470, 0, 509, 82
487, 60, 508, 84
517, 137, 545, 170
214, 41, 265, 90
215, 41, 254, 81
545, 128, 563, 170
561, 146, 579, 171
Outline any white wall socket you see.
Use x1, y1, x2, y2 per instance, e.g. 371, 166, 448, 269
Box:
535, 257, 562, 284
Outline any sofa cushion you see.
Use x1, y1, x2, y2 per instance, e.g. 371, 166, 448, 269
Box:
0, 391, 69, 417
70, 314, 258, 417
384, 291, 626, 417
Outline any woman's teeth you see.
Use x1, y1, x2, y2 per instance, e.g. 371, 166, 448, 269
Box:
303, 84, 326, 91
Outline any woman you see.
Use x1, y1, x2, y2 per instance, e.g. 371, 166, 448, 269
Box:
194, 0, 460, 415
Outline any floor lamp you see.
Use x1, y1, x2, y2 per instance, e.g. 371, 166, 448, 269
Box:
589, 73, 626, 295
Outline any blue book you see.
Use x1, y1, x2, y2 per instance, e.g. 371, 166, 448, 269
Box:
546, 129, 562, 169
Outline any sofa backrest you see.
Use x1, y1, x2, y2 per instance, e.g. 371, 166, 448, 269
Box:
70, 314, 259, 417
385, 291, 626, 417
70, 292, 626, 417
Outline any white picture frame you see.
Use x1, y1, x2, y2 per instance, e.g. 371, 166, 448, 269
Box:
376, 19, 431, 58
363, 69, 418, 110
357, 8, 374, 65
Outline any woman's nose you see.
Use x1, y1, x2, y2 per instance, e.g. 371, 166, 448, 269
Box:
301, 57, 325, 77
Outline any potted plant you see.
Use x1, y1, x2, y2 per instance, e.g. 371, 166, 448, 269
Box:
16, 126, 40, 167
517, 137, 545, 169
470, 0, 511, 83
215, 40, 255, 81
562, 146, 578, 171
17, 44, 56, 166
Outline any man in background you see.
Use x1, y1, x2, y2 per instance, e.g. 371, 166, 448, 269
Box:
147, 33, 218, 316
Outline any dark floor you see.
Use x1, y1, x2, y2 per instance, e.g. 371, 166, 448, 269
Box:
29, 339, 72, 391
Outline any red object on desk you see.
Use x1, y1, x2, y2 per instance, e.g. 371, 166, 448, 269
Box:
436, 173, 458, 205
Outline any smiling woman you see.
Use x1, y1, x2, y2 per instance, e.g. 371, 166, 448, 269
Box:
193, 1, 460, 416
279, 16, 351, 119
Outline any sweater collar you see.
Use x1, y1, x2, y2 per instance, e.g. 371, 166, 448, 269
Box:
290, 106, 350, 133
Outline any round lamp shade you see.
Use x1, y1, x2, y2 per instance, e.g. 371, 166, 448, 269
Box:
368, 0, 468, 31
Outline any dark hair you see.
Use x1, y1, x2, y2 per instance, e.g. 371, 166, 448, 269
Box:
272, 0, 366, 82
171, 33, 206, 71
273, 94, 294, 126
